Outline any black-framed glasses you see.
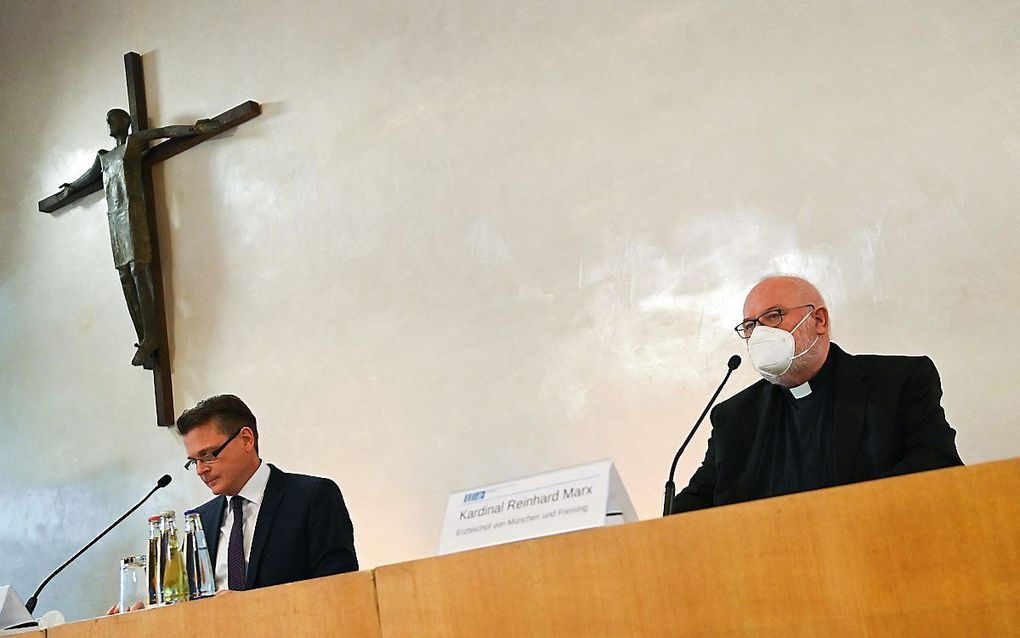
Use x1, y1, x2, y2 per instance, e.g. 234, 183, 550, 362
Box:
734, 304, 815, 340
184, 427, 244, 470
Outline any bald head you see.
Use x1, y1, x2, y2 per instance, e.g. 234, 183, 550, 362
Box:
742, 275, 831, 387
743, 276, 826, 320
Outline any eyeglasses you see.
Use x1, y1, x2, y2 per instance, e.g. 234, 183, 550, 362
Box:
734, 304, 815, 340
184, 427, 244, 470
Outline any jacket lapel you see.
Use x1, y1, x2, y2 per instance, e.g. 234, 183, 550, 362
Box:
735, 382, 781, 499
246, 464, 285, 587
832, 344, 870, 484
204, 496, 226, 564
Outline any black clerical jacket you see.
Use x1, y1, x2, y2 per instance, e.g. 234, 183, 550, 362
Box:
672, 343, 963, 513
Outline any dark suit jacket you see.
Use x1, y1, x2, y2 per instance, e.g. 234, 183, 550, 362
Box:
194, 464, 358, 589
672, 343, 963, 513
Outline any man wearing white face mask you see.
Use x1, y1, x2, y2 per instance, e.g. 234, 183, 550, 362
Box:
671, 275, 963, 513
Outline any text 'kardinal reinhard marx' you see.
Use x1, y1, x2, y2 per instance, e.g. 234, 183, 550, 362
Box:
458, 486, 593, 522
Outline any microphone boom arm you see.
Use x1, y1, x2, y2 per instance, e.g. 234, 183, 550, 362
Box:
25, 475, 171, 614
663, 357, 740, 516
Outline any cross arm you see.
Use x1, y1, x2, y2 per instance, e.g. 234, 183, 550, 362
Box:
143, 100, 261, 166
135, 124, 200, 141
134, 119, 222, 142
39, 154, 103, 213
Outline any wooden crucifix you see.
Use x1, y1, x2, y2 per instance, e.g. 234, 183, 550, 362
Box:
39, 52, 261, 427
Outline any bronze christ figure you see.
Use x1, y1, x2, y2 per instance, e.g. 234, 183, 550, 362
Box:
51, 109, 218, 368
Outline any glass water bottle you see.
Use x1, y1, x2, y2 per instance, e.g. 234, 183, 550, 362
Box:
146, 515, 162, 606
183, 510, 216, 599
159, 511, 191, 604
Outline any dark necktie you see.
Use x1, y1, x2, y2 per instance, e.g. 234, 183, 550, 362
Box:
227, 496, 247, 590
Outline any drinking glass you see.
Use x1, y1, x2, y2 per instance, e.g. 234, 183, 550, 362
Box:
119, 555, 148, 612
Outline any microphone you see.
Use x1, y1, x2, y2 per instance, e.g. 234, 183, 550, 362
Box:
662, 356, 741, 516
25, 474, 172, 614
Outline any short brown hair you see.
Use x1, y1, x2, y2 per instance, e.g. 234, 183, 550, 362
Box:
176, 394, 259, 452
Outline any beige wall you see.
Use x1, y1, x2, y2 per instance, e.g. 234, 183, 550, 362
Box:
1, 0, 1018, 622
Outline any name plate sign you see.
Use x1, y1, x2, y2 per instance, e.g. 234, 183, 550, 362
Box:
0, 586, 33, 631
438, 459, 636, 555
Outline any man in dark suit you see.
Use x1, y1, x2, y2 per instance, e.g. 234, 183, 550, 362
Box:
178, 395, 358, 590
672, 276, 963, 514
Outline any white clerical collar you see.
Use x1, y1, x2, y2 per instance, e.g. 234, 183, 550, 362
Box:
233, 459, 271, 506
789, 381, 812, 399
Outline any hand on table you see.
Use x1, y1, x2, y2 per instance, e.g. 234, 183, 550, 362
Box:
105, 601, 144, 615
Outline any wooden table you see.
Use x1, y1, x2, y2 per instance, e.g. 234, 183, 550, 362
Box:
35, 458, 1020, 637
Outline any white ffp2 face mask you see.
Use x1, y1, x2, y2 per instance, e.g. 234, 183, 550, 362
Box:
746, 309, 819, 378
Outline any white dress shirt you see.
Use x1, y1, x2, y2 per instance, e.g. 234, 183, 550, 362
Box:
215, 460, 271, 592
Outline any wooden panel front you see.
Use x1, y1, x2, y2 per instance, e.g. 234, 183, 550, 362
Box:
49, 570, 380, 638
375, 459, 1020, 637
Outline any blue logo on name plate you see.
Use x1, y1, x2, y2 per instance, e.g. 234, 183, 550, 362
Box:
463, 490, 486, 503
